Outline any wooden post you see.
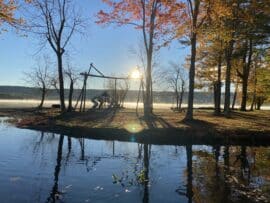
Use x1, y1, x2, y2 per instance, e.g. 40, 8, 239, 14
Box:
114, 79, 117, 107
76, 64, 93, 111
83, 82, 87, 112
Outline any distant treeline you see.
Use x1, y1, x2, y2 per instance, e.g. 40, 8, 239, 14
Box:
0, 85, 226, 104
0, 93, 24, 100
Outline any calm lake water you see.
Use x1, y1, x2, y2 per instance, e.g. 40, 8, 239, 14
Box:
0, 118, 270, 203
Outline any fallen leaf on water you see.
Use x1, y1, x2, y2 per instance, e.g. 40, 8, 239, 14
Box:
125, 189, 131, 193
94, 186, 104, 191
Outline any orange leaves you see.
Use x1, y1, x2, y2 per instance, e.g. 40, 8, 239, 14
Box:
96, 0, 187, 48
0, 0, 30, 29
96, 0, 141, 26
0, 0, 17, 24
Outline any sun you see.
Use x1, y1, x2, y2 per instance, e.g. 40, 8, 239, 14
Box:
130, 68, 141, 79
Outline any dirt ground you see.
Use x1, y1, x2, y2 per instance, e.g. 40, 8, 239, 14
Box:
1, 107, 270, 134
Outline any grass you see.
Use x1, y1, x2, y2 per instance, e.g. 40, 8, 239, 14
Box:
1, 107, 270, 145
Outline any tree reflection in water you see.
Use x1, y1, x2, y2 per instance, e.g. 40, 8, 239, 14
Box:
47, 135, 64, 203
234, 146, 251, 182
78, 138, 85, 161
223, 146, 231, 203
65, 137, 72, 165
143, 144, 149, 203
186, 145, 193, 203
25, 132, 270, 202
213, 145, 220, 177
175, 145, 194, 202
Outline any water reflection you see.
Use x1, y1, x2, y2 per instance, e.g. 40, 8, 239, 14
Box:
0, 125, 269, 202
47, 135, 64, 203
65, 137, 72, 165
186, 145, 193, 203
78, 138, 85, 161
143, 144, 149, 203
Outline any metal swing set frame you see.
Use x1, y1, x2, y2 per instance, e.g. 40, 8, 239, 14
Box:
74, 63, 144, 112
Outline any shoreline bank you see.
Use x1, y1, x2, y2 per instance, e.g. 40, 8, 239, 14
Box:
1, 108, 270, 146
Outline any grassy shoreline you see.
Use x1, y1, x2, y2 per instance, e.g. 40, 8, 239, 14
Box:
1, 108, 270, 145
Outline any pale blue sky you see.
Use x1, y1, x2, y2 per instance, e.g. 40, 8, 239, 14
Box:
0, 0, 189, 89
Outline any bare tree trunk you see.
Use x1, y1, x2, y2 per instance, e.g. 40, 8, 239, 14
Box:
213, 82, 219, 113
67, 80, 74, 112
144, 53, 153, 117
240, 76, 248, 111
215, 54, 222, 115
175, 90, 179, 109
150, 76, 153, 111
179, 83, 184, 111
256, 97, 264, 110
141, 0, 157, 118
240, 39, 253, 111
232, 81, 238, 110
250, 65, 257, 111
224, 40, 234, 117
57, 53, 66, 112
250, 92, 256, 111
185, 33, 197, 120
38, 85, 46, 109
240, 78, 248, 111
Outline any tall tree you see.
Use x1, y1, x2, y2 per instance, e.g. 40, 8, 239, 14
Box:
26, 0, 83, 112
194, 0, 233, 115
196, 39, 225, 115
223, 1, 240, 117
236, 0, 270, 111
249, 50, 270, 110
97, 0, 184, 117
174, 0, 211, 120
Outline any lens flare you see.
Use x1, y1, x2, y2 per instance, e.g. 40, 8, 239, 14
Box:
124, 123, 144, 133
130, 69, 141, 79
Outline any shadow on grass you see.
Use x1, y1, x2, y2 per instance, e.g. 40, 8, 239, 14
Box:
232, 110, 268, 120
55, 108, 119, 126
139, 113, 174, 129
181, 118, 216, 130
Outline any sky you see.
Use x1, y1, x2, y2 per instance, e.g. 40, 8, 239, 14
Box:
0, 0, 189, 90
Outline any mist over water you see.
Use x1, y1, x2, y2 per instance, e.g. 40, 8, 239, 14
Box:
0, 99, 269, 110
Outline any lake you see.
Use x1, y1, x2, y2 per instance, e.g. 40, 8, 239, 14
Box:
0, 118, 269, 203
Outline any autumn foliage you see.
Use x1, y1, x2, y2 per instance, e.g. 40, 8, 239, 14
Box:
0, 0, 18, 26
96, 0, 186, 47
0, 0, 31, 30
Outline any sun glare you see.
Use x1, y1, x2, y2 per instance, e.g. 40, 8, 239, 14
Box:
130, 69, 141, 79
124, 123, 144, 133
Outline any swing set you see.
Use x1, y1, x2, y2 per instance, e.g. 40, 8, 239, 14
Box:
74, 63, 144, 113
